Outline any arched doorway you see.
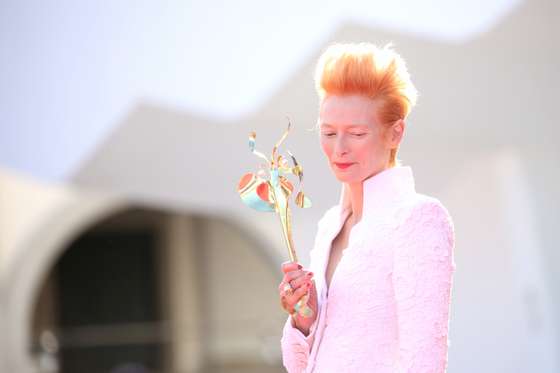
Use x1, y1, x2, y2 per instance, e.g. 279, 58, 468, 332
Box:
8, 201, 287, 373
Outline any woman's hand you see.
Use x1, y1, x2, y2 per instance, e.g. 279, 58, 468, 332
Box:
279, 261, 318, 336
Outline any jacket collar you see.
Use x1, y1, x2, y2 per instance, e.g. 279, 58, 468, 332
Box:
315, 166, 415, 300
337, 165, 416, 222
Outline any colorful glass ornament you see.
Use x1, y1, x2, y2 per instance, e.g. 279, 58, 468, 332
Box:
236, 118, 313, 318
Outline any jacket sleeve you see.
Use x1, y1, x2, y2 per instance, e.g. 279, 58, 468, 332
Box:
392, 199, 456, 373
280, 312, 320, 373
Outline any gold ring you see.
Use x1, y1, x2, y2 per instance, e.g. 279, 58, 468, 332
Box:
283, 283, 293, 295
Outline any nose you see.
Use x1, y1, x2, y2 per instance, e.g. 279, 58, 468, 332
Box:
334, 135, 349, 158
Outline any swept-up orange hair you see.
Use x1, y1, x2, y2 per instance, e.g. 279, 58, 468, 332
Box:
314, 42, 418, 167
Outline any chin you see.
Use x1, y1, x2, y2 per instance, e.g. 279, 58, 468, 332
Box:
331, 170, 358, 183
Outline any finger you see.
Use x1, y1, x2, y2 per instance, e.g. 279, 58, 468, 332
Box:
278, 274, 300, 292
282, 271, 312, 295
278, 270, 312, 299
281, 261, 302, 274
285, 281, 312, 306
290, 271, 314, 289
282, 269, 307, 284
280, 295, 296, 314
278, 281, 295, 297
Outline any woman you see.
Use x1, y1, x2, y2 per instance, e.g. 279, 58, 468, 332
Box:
278, 42, 456, 372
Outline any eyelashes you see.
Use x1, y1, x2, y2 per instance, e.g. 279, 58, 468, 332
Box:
321, 133, 366, 137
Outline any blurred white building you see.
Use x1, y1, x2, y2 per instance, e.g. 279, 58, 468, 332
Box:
1, 0, 559, 372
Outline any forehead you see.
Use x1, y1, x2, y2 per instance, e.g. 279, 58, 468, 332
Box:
319, 94, 380, 127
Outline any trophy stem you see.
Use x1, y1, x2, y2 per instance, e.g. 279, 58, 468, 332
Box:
269, 173, 313, 318
279, 204, 298, 263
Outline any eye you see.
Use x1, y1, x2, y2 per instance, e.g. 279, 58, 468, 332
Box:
351, 133, 366, 137
322, 133, 336, 137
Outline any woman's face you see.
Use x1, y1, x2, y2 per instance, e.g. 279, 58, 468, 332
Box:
318, 94, 394, 185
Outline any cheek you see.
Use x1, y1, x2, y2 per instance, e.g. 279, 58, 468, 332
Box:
356, 140, 380, 161
320, 140, 332, 157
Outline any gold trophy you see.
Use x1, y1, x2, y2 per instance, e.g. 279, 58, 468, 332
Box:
236, 119, 313, 317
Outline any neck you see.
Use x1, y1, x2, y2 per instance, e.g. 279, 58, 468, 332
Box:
346, 181, 363, 225
345, 165, 390, 225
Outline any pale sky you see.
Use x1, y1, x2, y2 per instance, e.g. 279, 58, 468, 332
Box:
0, 0, 520, 181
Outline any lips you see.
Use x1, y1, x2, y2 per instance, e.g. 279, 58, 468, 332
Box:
334, 162, 354, 169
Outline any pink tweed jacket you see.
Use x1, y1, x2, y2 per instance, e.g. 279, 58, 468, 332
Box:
280, 166, 456, 373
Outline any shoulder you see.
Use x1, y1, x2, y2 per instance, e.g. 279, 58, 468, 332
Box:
412, 193, 453, 223
396, 193, 455, 246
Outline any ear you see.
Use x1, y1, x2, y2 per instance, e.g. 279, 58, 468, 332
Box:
388, 119, 405, 148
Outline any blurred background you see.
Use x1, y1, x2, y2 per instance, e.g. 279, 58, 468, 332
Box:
1, 0, 559, 372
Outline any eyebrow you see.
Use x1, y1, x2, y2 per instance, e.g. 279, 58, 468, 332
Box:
320, 123, 370, 129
